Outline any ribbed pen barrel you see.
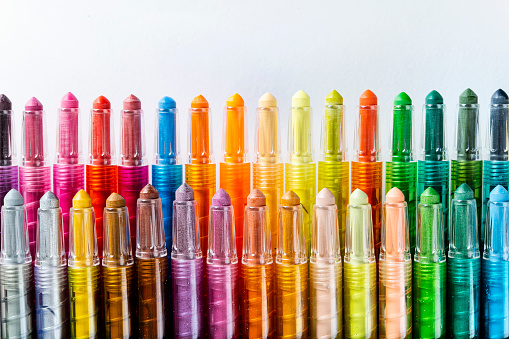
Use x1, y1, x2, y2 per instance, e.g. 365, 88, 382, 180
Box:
343, 262, 377, 339
318, 161, 349, 255
275, 263, 308, 338
136, 257, 169, 338
35, 265, 69, 338
171, 258, 204, 338
285, 162, 316, 255
482, 160, 509, 243
103, 265, 135, 338
152, 164, 183, 254
447, 258, 481, 337
0, 165, 18, 244
19, 165, 51, 258
309, 262, 342, 339
412, 261, 446, 338
118, 165, 149, 250
0, 263, 34, 338
253, 162, 284, 254
68, 266, 100, 339
53, 163, 84, 254
482, 260, 509, 338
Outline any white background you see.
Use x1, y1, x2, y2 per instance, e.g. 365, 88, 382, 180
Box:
1, 0, 508, 168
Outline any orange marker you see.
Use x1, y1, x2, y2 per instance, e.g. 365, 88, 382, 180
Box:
220, 93, 251, 258
351, 90, 383, 255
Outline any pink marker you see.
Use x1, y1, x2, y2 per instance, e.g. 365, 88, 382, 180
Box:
20, 96, 51, 258
53, 92, 84, 254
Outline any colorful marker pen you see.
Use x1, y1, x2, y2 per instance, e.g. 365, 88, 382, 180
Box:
119, 94, 149, 250
136, 184, 169, 338
20, 96, 51, 259
102, 193, 135, 338
285, 90, 316, 255
0, 94, 18, 244
87, 96, 117, 258
344, 188, 377, 339
483, 89, 509, 249
68, 189, 100, 339
0, 189, 34, 338
379, 187, 412, 339
35, 191, 69, 338
276, 190, 308, 338
413, 187, 446, 339
220, 93, 251, 258
483, 185, 509, 338
207, 189, 240, 338
451, 89, 483, 248
310, 188, 342, 339
351, 90, 383, 255
386, 92, 417, 253
417, 90, 450, 247
153, 96, 183, 255
185, 95, 216, 265
171, 183, 205, 338
447, 183, 480, 338
241, 189, 274, 338
53, 92, 84, 255
253, 92, 283, 255
318, 90, 349, 256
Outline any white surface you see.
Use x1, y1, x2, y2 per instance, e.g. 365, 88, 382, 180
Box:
0, 0, 508, 165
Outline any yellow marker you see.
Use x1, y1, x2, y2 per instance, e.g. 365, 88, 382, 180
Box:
68, 189, 100, 339
318, 90, 349, 256
285, 90, 316, 255
253, 92, 284, 254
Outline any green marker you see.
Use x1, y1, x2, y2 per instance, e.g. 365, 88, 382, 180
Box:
417, 90, 450, 248
386, 92, 417, 253
318, 90, 349, 255
451, 88, 483, 249
413, 188, 446, 339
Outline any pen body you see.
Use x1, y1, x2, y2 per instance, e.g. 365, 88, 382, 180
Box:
0, 165, 18, 242
482, 160, 509, 244
482, 260, 509, 338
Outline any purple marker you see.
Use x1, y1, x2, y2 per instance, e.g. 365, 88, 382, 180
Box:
171, 183, 205, 338
207, 189, 240, 338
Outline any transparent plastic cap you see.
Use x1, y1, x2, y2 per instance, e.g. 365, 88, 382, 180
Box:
172, 199, 201, 260
136, 195, 167, 259
449, 184, 479, 259
354, 104, 379, 162
389, 104, 415, 162
484, 185, 509, 261
419, 103, 448, 161
120, 107, 146, 166
56, 106, 82, 165
255, 104, 280, 164
69, 205, 99, 267
381, 189, 410, 262
453, 103, 480, 161
154, 106, 180, 165
277, 194, 306, 265
1, 192, 30, 264
321, 103, 346, 162
288, 105, 313, 164
103, 205, 133, 267
243, 204, 271, 265
344, 189, 375, 264
415, 188, 446, 263
208, 204, 237, 265
223, 102, 248, 163
89, 107, 115, 165
22, 107, 48, 167
188, 105, 213, 164
36, 194, 65, 267
0, 107, 16, 166
486, 102, 509, 161
311, 201, 340, 264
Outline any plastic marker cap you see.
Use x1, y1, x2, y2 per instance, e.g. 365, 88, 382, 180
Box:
490, 185, 509, 202
106, 192, 125, 208
386, 187, 405, 203
281, 190, 300, 206
191, 95, 209, 108
227, 93, 244, 107
0, 94, 12, 110
326, 90, 343, 105
247, 189, 266, 207
40, 191, 60, 209
350, 188, 369, 205
425, 90, 443, 105
212, 188, 231, 206
72, 189, 92, 208
292, 90, 310, 107
394, 92, 412, 106
459, 88, 478, 105
123, 94, 141, 110
491, 89, 509, 105
158, 96, 176, 110
259, 92, 277, 108
316, 187, 335, 205
420, 187, 440, 204
93, 95, 111, 110
5, 188, 23, 206
454, 183, 474, 200
175, 182, 194, 201
25, 96, 43, 111
61, 92, 79, 109
359, 89, 377, 106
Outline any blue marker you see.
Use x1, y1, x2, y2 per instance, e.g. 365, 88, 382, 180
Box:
483, 185, 509, 338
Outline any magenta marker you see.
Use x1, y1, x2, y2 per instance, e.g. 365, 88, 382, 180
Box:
171, 183, 205, 338
207, 189, 241, 338
20, 97, 51, 258
53, 92, 84, 254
